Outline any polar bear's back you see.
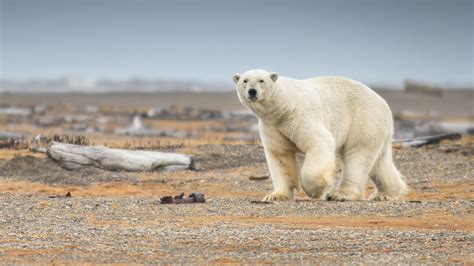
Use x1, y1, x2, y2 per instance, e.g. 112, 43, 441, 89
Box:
280, 75, 385, 103
305, 76, 391, 115
306, 76, 380, 100
316, 76, 394, 142
283, 75, 394, 145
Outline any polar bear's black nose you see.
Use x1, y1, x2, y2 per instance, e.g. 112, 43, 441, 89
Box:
248, 88, 257, 98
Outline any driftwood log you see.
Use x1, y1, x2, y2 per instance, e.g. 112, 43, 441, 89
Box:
0, 131, 23, 140
392, 133, 461, 148
248, 174, 270, 181
47, 142, 194, 171
404, 79, 443, 96
114, 115, 188, 138
160, 192, 206, 204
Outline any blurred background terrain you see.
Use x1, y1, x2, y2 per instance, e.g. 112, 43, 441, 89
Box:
1, 0, 472, 141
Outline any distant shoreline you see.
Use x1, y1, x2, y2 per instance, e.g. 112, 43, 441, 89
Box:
1, 90, 472, 118
0, 88, 472, 94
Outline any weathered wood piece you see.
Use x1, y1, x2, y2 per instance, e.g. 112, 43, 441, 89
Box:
250, 200, 273, 204
248, 174, 270, 181
404, 79, 443, 96
0, 131, 23, 140
29, 146, 48, 153
114, 114, 188, 137
47, 142, 194, 171
160, 192, 206, 204
392, 133, 461, 148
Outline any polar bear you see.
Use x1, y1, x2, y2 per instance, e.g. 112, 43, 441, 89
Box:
233, 69, 407, 201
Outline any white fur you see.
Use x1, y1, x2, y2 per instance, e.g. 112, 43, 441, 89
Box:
234, 69, 407, 201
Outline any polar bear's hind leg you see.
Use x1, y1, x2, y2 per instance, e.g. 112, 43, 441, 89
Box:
327, 145, 381, 201
369, 143, 408, 201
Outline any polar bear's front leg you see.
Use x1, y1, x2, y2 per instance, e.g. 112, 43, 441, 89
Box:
298, 130, 336, 200
262, 148, 299, 201
300, 148, 335, 199
259, 123, 299, 201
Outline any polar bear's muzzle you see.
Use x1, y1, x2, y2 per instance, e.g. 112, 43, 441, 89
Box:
247, 88, 259, 101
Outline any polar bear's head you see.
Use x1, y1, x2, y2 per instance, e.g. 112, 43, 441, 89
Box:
233, 69, 278, 105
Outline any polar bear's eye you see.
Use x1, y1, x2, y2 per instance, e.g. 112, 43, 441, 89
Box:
243, 79, 248, 83
259, 79, 264, 83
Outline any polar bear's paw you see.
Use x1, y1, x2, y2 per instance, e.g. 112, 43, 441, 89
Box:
326, 189, 363, 202
368, 192, 398, 201
262, 191, 292, 202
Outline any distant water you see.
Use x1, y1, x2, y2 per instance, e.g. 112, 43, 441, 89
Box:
0, 79, 234, 93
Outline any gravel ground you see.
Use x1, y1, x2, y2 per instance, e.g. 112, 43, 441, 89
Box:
0, 142, 472, 264
0, 195, 472, 264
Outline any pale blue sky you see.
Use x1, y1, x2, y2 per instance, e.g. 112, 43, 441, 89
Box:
0, 0, 472, 87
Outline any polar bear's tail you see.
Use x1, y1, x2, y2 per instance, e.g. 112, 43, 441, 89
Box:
370, 141, 408, 200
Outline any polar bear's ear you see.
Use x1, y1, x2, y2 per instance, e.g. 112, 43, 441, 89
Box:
270, 72, 278, 82
233, 74, 241, 84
